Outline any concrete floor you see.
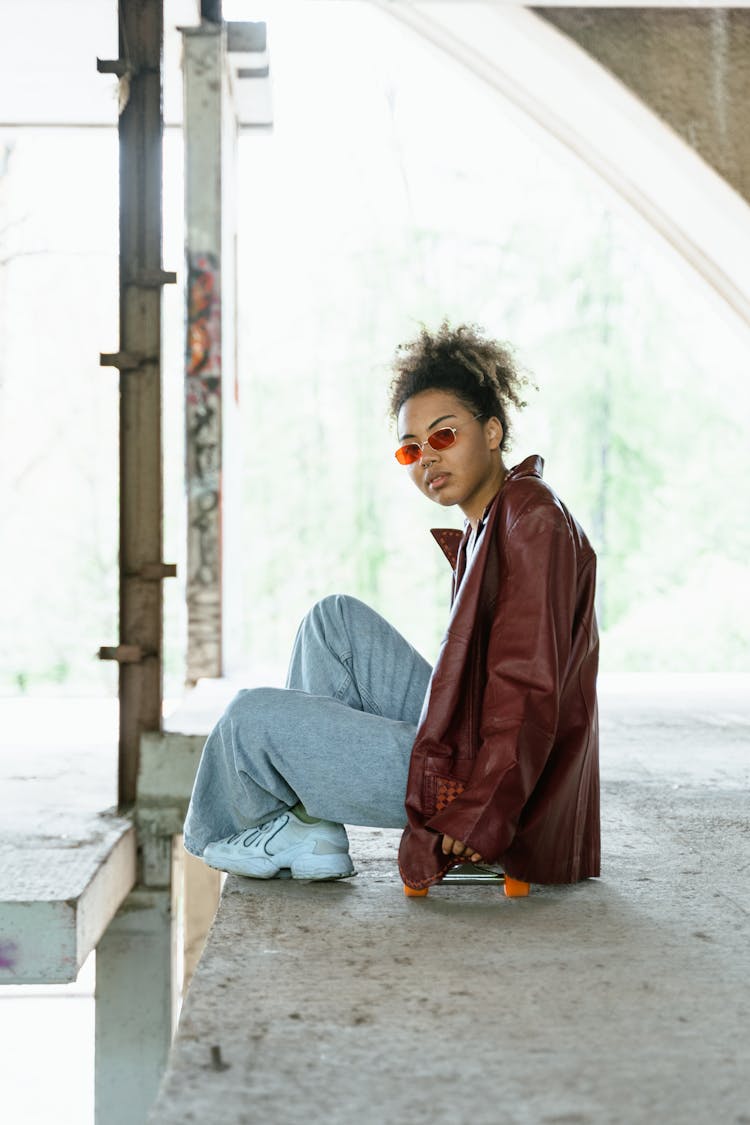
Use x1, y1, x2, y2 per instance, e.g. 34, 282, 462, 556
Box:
150, 679, 750, 1125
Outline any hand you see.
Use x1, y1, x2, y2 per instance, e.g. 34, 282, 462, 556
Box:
441, 834, 483, 864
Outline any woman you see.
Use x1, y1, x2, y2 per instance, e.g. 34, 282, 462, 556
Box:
183, 322, 600, 888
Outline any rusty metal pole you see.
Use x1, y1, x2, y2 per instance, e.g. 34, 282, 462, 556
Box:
99, 0, 176, 808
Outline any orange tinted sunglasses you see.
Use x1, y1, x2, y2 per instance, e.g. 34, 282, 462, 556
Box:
395, 414, 484, 465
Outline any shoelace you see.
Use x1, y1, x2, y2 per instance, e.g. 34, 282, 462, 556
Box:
224, 814, 287, 848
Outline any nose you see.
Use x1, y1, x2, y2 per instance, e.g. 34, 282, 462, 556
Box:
416, 434, 440, 461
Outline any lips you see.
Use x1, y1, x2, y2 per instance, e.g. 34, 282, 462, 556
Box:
426, 472, 450, 490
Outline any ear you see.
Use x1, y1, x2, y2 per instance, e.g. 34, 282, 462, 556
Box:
485, 416, 503, 451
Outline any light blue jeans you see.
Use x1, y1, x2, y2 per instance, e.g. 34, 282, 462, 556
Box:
183, 595, 432, 857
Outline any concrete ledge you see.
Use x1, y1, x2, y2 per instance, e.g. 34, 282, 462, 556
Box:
151, 688, 750, 1123
0, 698, 138, 983
0, 816, 136, 984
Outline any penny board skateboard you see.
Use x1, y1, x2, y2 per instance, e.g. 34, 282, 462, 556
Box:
403, 862, 530, 898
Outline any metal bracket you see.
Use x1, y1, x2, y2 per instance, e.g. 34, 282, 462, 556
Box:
133, 269, 178, 288
96, 58, 133, 115
100, 351, 152, 371
96, 57, 131, 78
236, 66, 270, 80
137, 563, 178, 581
98, 645, 145, 664
227, 21, 267, 53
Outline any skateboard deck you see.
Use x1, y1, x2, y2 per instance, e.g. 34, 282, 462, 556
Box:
403, 862, 530, 898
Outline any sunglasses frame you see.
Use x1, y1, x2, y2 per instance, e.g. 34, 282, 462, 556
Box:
395, 413, 484, 465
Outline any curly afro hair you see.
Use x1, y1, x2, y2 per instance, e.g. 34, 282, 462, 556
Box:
388, 320, 530, 452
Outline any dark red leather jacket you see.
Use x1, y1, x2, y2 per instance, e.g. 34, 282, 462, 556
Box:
399, 455, 600, 890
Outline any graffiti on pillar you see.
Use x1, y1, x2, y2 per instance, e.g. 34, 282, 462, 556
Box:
0, 940, 18, 970
188, 253, 222, 378
186, 253, 222, 672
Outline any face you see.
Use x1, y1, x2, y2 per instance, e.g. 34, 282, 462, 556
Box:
396, 389, 505, 523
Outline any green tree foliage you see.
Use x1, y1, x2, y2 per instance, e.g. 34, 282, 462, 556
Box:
237, 145, 750, 675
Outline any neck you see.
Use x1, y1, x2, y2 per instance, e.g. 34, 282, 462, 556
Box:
463, 461, 507, 529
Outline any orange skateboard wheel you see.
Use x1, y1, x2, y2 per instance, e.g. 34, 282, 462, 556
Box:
403, 885, 429, 897
503, 876, 530, 898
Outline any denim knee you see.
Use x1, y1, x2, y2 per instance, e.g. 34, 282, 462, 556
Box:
223, 686, 286, 725
307, 592, 369, 628
308, 592, 348, 621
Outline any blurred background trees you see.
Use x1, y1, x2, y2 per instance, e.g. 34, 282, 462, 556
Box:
1, 3, 748, 695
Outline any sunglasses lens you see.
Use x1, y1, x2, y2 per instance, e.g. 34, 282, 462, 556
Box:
428, 428, 457, 451
395, 444, 420, 465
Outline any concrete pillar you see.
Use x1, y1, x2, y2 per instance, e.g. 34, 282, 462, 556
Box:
181, 19, 269, 684
94, 887, 176, 1125
177, 845, 222, 991
536, 8, 750, 207
182, 24, 241, 683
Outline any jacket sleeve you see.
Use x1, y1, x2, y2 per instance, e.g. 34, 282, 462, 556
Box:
424, 503, 577, 861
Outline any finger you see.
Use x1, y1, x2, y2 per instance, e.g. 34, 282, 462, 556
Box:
441, 835, 455, 855
451, 838, 466, 856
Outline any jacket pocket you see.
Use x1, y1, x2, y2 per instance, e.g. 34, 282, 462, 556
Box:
422, 757, 474, 817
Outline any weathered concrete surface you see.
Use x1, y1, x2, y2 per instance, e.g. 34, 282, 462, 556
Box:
536, 8, 750, 206
150, 679, 750, 1124
0, 698, 135, 983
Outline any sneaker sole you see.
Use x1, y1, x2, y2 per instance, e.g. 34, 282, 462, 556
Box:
291, 856, 357, 880
202, 850, 356, 882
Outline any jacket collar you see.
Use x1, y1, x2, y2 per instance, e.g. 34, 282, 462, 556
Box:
429, 454, 544, 569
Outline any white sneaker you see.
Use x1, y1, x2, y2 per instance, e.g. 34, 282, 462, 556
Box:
201, 811, 356, 881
